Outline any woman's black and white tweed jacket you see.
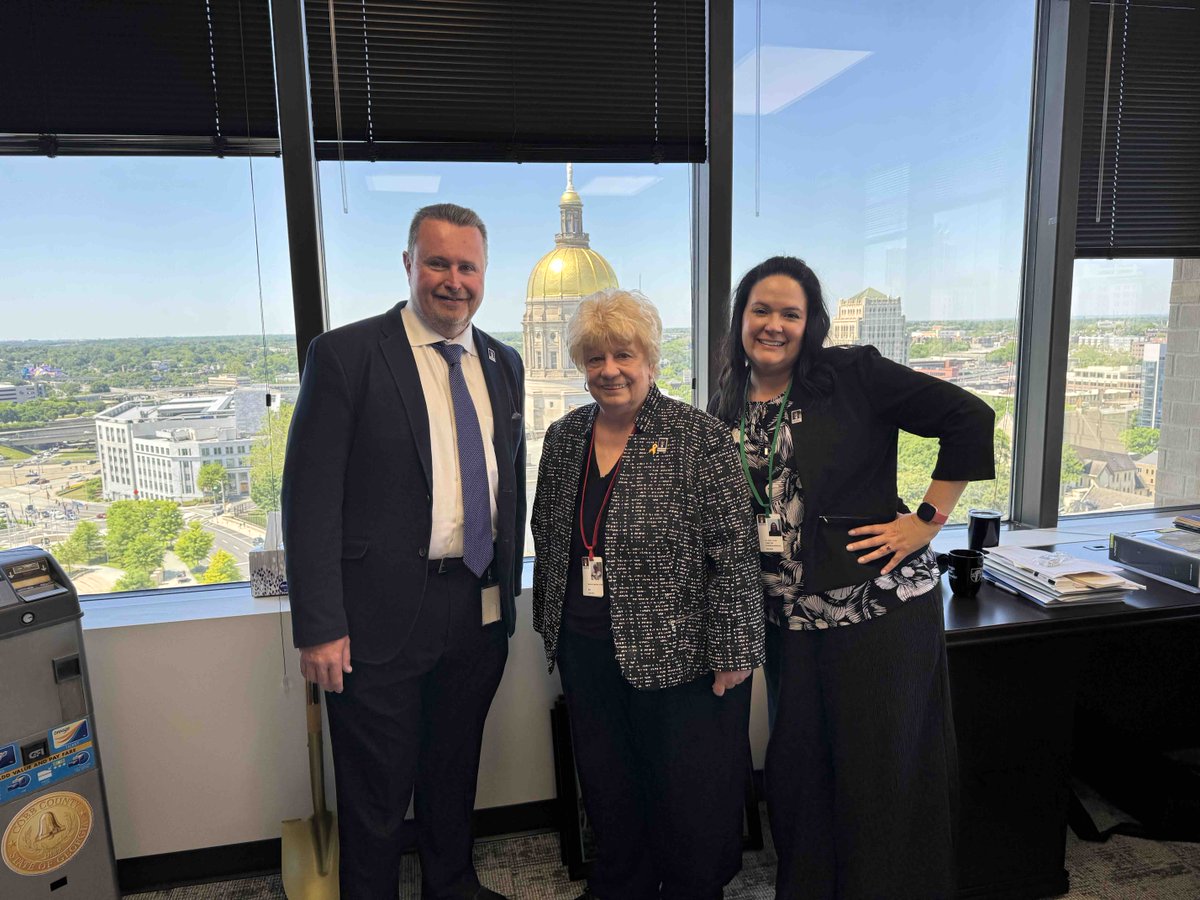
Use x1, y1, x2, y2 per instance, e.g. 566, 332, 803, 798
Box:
531, 384, 765, 690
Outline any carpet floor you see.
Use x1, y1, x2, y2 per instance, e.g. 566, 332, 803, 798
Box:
125, 816, 1200, 900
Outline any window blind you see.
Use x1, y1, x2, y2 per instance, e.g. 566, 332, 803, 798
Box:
304, 0, 707, 163
1076, 0, 1200, 258
0, 0, 279, 157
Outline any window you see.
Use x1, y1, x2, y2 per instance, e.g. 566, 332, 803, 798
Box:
731, 0, 1036, 523
1059, 259, 1199, 514
321, 160, 693, 548
0, 158, 296, 594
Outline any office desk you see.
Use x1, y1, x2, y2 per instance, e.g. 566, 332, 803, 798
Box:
943, 541, 1200, 899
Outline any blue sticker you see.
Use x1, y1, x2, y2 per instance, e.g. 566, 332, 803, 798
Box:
0, 741, 95, 805
0, 744, 16, 772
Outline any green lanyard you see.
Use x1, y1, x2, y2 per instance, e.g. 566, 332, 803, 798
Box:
738, 377, 793, 513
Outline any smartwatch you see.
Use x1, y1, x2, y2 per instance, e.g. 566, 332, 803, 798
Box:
916, 501, 948, 526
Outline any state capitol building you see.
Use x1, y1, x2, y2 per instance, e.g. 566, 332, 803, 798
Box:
521, 165, 620, 444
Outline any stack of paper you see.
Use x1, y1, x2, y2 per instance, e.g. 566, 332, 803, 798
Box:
983, 546, 1144, 608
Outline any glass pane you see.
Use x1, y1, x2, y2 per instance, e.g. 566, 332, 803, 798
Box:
320, 160, 693, 550
731, 0, 1036, 523
0, 158, 297, 595
1059, 258, 1198, 515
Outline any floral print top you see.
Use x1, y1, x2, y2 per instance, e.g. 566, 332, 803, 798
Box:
735, 389, 939, 631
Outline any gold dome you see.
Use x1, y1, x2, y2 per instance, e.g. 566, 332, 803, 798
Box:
527, 246, 618, 300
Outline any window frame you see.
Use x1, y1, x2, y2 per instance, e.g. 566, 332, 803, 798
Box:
1013, 0, 1198, 527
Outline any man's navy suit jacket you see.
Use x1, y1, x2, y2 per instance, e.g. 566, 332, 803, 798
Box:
282, 301, 526, 664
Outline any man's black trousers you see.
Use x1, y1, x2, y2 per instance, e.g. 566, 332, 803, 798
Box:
325, 562, 508, 900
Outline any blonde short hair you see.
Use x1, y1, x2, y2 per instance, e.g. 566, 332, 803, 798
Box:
566, 289, 663, 373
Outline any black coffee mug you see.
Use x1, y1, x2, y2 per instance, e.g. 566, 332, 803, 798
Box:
937, 549, 985, 598
967, 508, 1002, 551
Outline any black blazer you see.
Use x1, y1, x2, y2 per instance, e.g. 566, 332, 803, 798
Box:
532, 385, 765, 690
713, 345, 995, 594
282, 301, 526, 663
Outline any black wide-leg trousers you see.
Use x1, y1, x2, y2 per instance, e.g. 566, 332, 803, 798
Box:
325, 563, 508, 900
765, 591, 958, 900
557, 627, 753, 900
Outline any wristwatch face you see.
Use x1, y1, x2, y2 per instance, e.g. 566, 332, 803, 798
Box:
917, 502, 936, 523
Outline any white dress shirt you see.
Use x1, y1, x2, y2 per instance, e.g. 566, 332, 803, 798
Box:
402, 303, 500, 560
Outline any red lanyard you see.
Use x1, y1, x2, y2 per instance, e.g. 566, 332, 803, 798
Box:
579, 428, 623, 560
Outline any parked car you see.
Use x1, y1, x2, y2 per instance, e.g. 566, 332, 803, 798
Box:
95, 512, 107, 519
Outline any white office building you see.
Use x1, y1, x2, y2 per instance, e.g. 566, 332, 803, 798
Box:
95, 395, 252, 502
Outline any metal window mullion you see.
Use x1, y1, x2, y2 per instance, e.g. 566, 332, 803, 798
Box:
691, 0, 732, 408
270, 0, 329, 374
1011, 0, 1091, 529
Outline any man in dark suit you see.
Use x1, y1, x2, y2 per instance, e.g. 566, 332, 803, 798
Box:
282, 203, 524, 900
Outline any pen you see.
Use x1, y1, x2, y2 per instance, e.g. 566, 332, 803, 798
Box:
984, 575, 1023, 600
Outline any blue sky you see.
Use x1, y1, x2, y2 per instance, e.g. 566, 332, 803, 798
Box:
0, 0, 1175, 345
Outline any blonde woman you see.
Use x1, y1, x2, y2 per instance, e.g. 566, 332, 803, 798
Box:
532, 289, 764, 900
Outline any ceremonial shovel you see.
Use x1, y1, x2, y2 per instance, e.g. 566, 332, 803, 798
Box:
282, 681, 339, 899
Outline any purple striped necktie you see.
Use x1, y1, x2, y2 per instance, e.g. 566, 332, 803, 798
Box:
435, 341, 493, 577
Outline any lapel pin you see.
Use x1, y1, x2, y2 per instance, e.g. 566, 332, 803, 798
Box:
648, 439, 669, 455
488, 348, 497, 362
790, 409, 803, 424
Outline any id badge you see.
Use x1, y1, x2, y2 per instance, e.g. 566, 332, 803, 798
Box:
480, 565, 501, 626
581, 556, 605, 597
757, 514, 786, 553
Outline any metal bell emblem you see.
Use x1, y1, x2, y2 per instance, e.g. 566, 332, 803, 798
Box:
36, 811, 66, 841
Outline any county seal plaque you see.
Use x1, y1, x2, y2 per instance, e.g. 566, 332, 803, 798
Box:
3, 791, 93, 876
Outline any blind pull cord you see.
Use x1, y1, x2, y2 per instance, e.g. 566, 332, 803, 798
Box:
755, 0, 762, 218
328, 0, 349, 213
236, 0, 289, 692
1096, 0, 1116, 224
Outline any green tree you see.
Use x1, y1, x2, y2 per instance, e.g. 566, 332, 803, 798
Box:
55, 536, 87, 573
175, 521, 215, 570
150, 502, 184, 547
1120, 426, 1159, 458
114, 569, 155, 592
249, 401, 294, 512
987, 341, 1017, 364
125, 532, 167, 575
105, 500, 182, 566
1069, 346, 1137, 368
75, 520, 105, 561
57, 521, 104, 571
199, 549, 241, 584
197, 462, 228, 501
1060, 445, 1085, 495
909, 338, 970, 360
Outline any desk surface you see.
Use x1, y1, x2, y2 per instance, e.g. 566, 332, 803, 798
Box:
943, 540, 1200, 645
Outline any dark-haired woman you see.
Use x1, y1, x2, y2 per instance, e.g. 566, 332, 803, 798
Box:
710, 257, 995, 899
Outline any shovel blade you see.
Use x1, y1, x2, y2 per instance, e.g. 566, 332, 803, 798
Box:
281, 814, 340, 900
